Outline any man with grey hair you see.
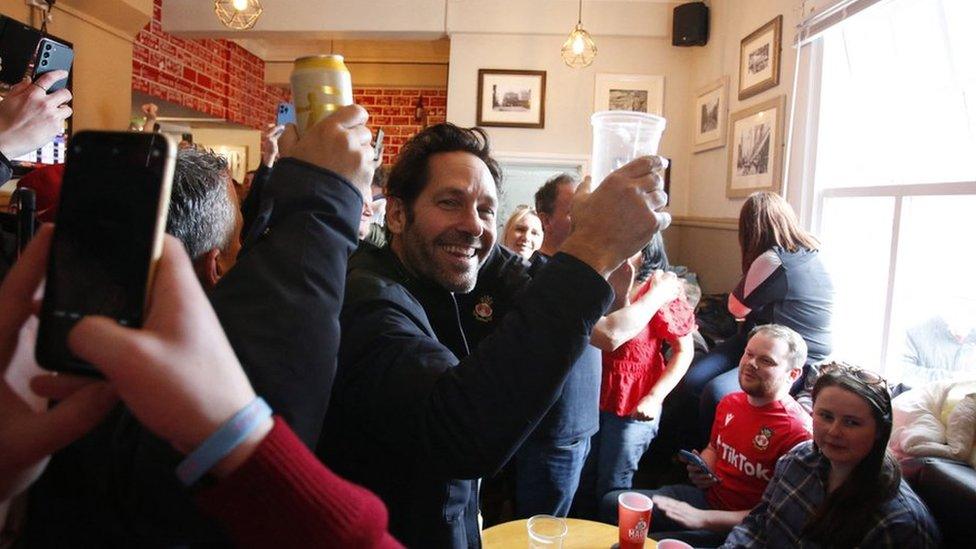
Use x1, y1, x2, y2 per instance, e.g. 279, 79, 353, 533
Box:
165, 147, 242, 290
601, 323, 812, 546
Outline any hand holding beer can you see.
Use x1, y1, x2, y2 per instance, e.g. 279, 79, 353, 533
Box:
290, 54, 353, 135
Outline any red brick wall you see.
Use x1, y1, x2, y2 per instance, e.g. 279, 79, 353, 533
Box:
133, 0, 448, 165
133, 0, 285, 129
355, 88, 447, 165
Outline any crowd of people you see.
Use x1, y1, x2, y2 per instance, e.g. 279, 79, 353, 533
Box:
0, 71, 943, 548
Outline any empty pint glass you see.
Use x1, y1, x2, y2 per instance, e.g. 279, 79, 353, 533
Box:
590, 111, 666, 188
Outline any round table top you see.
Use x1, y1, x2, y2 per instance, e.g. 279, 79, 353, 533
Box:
482, 518, 657, 548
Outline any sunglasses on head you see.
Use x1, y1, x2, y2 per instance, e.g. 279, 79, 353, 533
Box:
819, 361, 888, 388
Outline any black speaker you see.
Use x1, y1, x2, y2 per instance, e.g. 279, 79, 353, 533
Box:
0, 15, 42, 85
672, 2, 709, 47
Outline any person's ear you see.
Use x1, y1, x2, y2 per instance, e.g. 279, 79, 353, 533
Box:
385, 197, 407, 236
537, 211, 552, 231
788, 365, 803, 383
193, 248, 221, 291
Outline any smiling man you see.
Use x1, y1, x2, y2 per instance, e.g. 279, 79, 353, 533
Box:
602, 323, 812, 547
317, 123, 671, 547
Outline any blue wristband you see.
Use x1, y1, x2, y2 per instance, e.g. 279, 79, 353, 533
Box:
176, 397, 272, 486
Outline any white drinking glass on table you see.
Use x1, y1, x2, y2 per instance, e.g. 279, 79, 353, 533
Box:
527, 514, 568, 548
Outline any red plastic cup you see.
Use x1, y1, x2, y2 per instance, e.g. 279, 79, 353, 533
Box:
617, 492, 653, 549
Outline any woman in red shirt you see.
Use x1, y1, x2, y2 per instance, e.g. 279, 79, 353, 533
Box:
582, 234, 697, 512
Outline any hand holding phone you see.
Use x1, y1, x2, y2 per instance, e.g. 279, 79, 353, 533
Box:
32, 38, 73, 93
36, 131, 176, 376
276, 102, 296, 126
678, 449, 720, 486
372, 128, 385, 163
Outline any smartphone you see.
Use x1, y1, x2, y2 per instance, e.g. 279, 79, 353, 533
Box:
678, 449, 719, 480
276, 102, 296, 126
36, 131, 176, 376
32, 37, 73, 93
373, 128, 385, 162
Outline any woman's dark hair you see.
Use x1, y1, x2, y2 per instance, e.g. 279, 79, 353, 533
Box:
738, 191, 820, 274
384, 123, 502, 221
635, 232, 670, 283
802, 363, 901, 548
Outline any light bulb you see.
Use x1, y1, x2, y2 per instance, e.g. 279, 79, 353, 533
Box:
232, 0, 248, 11
572, 34, 585, 55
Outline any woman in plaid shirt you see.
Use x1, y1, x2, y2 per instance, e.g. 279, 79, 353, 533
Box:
722, 363, 940, 548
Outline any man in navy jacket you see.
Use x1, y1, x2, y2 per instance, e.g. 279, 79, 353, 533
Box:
318, 123, 671, 547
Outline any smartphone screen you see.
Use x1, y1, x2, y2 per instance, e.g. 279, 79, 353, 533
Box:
36, 131, 174, 375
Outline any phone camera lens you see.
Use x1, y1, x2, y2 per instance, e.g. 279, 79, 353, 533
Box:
40, 60, 48, 66
43, 52, 50, 59
44, 44, 52, 50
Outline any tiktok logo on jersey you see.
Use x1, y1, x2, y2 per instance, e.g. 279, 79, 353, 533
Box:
715, 434, 774, 481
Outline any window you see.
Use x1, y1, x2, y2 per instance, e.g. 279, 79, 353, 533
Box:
797, 0, 976, 384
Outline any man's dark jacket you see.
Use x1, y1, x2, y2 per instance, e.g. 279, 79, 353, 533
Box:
22, 159, 361, 545
317, 243, 612, 548
459, 246, 600, 443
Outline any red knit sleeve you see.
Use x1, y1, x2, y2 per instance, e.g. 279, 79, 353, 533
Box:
194, 417, 403, 549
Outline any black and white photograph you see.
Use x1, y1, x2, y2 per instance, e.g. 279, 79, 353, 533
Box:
727, 95, 786, 197
735, 123, 770, 176
594, 73, 664, 116
693, 76, 729, 152
477, 69, 546, 128
608, 89, 648, 112
701, 99, 719, 133
748, 44, 770, 75
738, 15, 782, 100
490, 84, 532, 112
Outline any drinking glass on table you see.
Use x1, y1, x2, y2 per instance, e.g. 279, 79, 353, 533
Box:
527, 514, 568, 548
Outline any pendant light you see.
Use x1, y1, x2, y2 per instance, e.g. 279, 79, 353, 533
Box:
561, 0, 597, 68
214, 0, 263, 30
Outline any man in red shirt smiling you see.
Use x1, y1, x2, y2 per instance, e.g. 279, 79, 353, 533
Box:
602, 324, 812, 547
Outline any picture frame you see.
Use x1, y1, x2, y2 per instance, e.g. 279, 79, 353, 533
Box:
738, 15, 782, 100
213, 145, 248, 183
593, 73, 665, 116
727, 95, 786, 198
476, 69, 547, 129
693, 76, 729, 153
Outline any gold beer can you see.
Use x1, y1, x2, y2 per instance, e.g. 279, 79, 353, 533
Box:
290, 54, 353, 134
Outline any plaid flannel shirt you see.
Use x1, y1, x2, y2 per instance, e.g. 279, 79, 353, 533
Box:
721, 441, 940, 548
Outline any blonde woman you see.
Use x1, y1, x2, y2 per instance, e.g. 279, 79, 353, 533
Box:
501, 205, 544, 260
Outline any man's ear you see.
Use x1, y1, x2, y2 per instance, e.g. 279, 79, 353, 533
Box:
385, 196, 407, 236
788, 365, 804, 383
193, 248, 222, 291
537, 211, 552, 232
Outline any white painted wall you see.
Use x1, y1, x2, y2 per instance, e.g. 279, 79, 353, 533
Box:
684, 0, 801, 219
447, 32, 696, 215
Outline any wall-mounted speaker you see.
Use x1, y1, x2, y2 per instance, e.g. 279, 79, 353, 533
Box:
673, 2, 709, 47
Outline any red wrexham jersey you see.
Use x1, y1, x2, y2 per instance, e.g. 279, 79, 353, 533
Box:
706, 391, 812, 511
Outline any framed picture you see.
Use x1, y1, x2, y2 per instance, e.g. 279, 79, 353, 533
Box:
727, 95, 786, 198
738, 15, 782, 100
594, 73, 664, 116
213, 145, 248, 183
476, 69, 546, 129
693, 76, 729, 153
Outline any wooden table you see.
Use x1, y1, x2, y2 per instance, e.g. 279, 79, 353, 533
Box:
482, 518, 657, 548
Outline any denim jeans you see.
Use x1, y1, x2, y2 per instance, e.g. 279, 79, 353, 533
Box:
514, 435, 591, 518
575, 411, 659, 519
601, 484, 729, 548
